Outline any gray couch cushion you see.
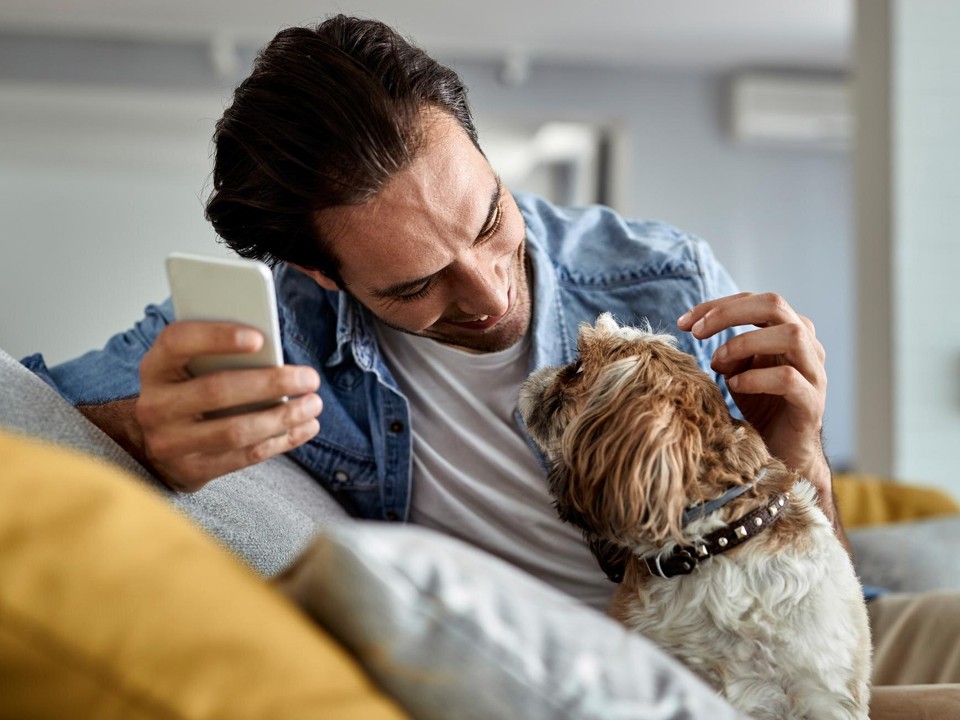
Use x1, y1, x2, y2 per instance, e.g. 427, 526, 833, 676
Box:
0, 347, 347, 576
280, 522, 748, 720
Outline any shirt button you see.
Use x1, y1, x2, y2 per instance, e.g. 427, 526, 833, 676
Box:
386, 511, 400, 521
333, 470, 349, 483
389, 421, 404, 433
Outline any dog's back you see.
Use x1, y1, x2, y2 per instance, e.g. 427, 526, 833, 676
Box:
610, 479, 872, 720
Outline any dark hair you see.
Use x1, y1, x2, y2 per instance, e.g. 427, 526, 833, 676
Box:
205, 15, 479, 283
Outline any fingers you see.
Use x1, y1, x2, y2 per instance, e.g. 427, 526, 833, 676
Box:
142, 392, 323, 459
724, 365, 824, 423
678, 292, 794, 338
141, 322, 264, 382
139, 364, 320, 424
799, 315, 827, 363
140, 391, 322, 493
710, 323, 825, 388
679, 291, 824, 384
158, 417, 322, 494
136, 321, 323, 493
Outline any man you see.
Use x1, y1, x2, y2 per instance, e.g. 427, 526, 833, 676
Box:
25, 14, 959, 713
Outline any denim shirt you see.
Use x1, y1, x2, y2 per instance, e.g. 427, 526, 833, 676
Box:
24, 193, 740, 522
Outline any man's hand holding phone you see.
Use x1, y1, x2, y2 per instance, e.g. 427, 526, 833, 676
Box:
139, 253, 322, 493
136, 322, 322, 493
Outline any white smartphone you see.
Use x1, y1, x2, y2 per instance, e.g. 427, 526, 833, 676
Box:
166, 252, 285, 415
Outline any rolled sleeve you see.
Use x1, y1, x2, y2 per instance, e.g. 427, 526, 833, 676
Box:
25, 300, 174, 405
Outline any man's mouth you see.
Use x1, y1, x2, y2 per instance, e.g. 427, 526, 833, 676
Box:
447, 285, 515, 331
449, 313, 503, 330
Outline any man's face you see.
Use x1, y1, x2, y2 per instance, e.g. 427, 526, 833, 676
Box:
310, 111, 531, 353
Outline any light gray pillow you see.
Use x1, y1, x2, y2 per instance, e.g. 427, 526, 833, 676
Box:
279, 521, 746, 720
0, 347, 348, 576
850, 516, 960, 592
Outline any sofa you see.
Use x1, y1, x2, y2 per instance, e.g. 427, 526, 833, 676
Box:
2, 345, 960, 719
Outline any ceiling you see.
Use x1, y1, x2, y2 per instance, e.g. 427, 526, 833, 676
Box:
0, 0, 852, 71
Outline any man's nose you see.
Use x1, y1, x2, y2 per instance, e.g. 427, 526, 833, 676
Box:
452, 259, 509, 318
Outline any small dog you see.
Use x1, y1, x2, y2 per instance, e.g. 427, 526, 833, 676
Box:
519, 313, 871, 720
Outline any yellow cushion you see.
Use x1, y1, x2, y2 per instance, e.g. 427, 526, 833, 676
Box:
834, 472, 960, 529
0, 430, 408, 720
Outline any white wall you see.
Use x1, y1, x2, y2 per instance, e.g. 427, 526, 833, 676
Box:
855, 0, 960, 496
0, 83, 232, 365
894, 0, 960, 492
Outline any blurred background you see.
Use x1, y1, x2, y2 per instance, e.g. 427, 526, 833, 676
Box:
0, 1, 956, 496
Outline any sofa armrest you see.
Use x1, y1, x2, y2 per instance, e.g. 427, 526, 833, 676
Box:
0, 347, 348, 576
1, 430, 406, 719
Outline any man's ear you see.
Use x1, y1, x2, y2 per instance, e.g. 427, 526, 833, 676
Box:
287, 263, 340, 292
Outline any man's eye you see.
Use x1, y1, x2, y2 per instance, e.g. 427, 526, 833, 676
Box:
479, 202, 503, 239
396, 280, 434, 302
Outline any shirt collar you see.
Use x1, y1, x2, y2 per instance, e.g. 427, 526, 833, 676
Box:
523, 209, 575, 373
329, 292, 375, 369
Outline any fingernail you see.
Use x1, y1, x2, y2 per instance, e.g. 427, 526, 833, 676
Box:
298, 368, 319, 389
728, 375, 739, 389
692, 318, 705, 335
303, 393, 323, 414
714, 345, 728, 361
677, 311, 691, 327
237, 329, 261, 348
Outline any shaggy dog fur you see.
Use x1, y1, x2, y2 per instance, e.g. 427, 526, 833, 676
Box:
519, 313, 871, 720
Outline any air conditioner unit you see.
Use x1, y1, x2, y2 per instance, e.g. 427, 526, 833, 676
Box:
728, 73, 851, 149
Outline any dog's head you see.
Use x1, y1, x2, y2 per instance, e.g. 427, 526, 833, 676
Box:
519, 313, 768, 547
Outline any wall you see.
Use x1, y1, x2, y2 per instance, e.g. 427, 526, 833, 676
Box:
0, 83, 231, 365
894, 0, 960, 492
856, 0, 960, 496
0, 35, 855, 468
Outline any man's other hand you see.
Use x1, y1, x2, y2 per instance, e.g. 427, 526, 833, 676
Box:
677, 292, 830, 498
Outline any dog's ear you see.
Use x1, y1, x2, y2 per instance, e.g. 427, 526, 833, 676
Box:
545, 461, 631, 582
558, 357, 703, 546
547, 462, 589, 529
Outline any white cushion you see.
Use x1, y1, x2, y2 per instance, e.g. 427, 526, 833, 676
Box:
280, 521, 746, 720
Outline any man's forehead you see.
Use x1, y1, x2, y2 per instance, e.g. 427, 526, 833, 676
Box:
317, 121, 499, 289
319, 115, 489, 224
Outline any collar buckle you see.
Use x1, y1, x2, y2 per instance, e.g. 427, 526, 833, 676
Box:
645, 546, 697, 578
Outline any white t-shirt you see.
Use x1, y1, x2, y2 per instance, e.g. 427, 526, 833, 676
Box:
375, 321, 615, 612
